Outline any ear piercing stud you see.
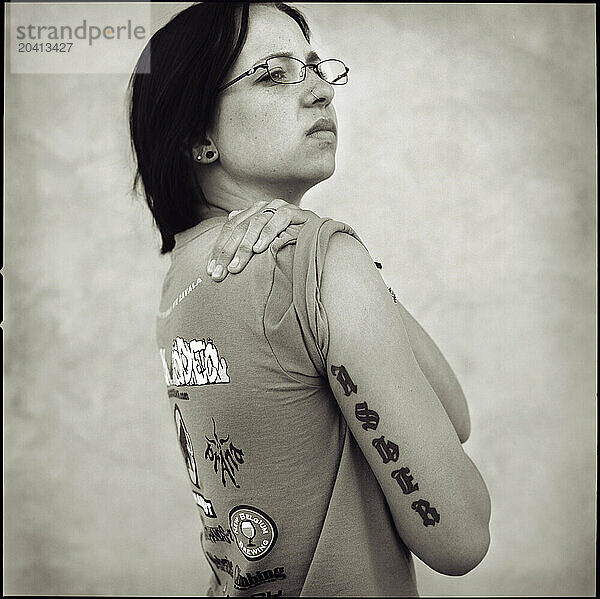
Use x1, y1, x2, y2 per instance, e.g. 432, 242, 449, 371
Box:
196, 151, 215, 160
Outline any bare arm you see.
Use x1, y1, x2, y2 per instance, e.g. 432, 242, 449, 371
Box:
394, 301, 471, 442
209, 203, 470, 443
321, 232, 491, 576
210, 204, 470, 441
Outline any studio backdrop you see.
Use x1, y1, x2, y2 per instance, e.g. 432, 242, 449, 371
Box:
4, 2, 596, 596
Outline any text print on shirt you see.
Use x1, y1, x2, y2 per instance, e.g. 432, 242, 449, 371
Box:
203, 524, 234, 544
160, 336, 230, 387
205, 553, 286, 592
194, 490, 217, 518
157, 275, 203, 319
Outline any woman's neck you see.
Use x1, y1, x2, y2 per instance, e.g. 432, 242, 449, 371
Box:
196, 170, 307, 220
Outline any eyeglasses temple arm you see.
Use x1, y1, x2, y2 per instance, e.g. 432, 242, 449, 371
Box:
218, 65, 266, 92
330, 67, 350, 84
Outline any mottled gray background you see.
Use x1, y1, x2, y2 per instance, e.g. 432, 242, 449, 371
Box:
4, 3, 596, 596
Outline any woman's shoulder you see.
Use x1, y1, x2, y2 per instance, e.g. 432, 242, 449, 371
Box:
263, 215, 375, 380
268, 215, 368, 266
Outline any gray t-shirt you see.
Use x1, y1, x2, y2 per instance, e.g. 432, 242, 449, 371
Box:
156, 215, 418, 597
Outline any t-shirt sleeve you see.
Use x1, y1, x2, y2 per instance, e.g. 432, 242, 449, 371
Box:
264, 217, 371, 385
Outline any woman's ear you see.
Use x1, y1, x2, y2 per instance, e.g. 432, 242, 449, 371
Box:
193, 138, 219, 164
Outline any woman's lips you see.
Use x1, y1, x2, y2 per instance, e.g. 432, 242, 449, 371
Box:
307, 129, 336, 141
306, 117, 337, 136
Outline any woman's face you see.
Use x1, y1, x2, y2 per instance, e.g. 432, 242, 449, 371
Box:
209, 4, 338, 194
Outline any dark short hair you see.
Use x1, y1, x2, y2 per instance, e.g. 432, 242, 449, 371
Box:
127, 2, 310, 253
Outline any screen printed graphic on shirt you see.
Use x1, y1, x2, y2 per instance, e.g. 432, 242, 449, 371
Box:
205, 417, 245, 488
230, 505, 278, 561
158, 218, 420, 596
205, 553, 286, 592
174, 403, 199, 486
160, 337, 230, 387
194, 490, 217, 519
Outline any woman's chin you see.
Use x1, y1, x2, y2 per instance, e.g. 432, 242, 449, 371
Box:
304, 155, 337, 183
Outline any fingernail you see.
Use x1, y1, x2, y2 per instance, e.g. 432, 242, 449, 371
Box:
229, 256, 240, 270
212, 265, 223, 278
207, 259, 215, 274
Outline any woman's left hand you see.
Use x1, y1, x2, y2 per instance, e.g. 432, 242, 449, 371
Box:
207, 199, 319, 281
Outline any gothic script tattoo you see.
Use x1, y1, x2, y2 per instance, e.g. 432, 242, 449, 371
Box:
355, 401, 380, 430
205, 418, 245, 488
411, 499, 441, 527
334, 361, 441, 527
372, 435, 400, 464
330, 364, 357, 396
391, 467, 419, 494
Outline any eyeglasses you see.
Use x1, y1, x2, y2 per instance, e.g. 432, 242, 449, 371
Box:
219, 56, 349, 92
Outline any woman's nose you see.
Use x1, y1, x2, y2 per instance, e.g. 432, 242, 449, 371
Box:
304, 67, 334, 105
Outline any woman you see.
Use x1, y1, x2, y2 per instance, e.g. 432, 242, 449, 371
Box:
128, 3, 491, 596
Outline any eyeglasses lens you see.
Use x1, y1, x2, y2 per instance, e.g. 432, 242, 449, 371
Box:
317, 60, 348, 85
266, 57, 348, 85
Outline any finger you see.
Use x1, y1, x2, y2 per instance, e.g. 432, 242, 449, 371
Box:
211, 201, 275, 279
209, 200, 301, 278
288, 208, 319, 225
227, 213, 276, 272
207, 202, 268, 274
252, 202, 318, 252
263, 198, 290, 210
229, 200, 269, 222
217, 201, 286, 274
210, 222, 251, 280
251, 210, 293, 253
228, 209, 244, 221
207, 219, 236, 274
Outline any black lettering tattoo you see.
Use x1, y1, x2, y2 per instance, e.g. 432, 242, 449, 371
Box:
391, 467, 419, 494
354, 401, 380, 430
411, 499, 440, 527
330, 364, 357, 396
372, 435, 400, 463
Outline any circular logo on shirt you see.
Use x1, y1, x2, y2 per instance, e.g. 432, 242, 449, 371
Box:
229, 505, 278, 561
